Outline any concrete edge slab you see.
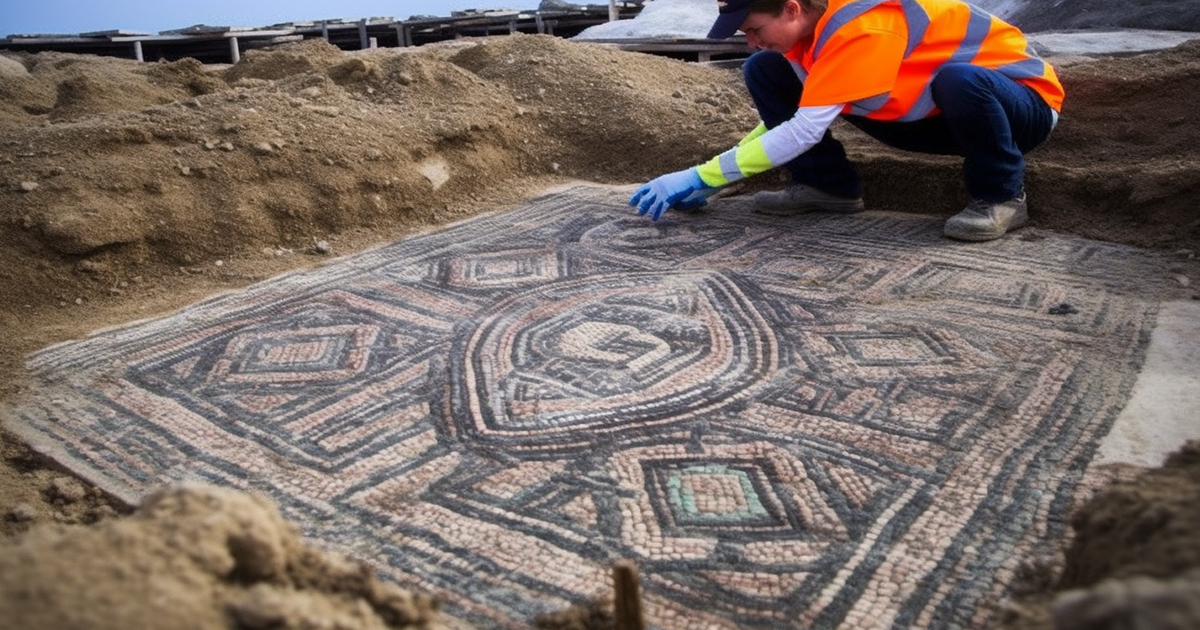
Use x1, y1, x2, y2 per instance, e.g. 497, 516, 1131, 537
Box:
1096, 299, 1200, 467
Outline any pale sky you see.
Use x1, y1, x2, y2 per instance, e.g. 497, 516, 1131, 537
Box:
1, 1, 546, 38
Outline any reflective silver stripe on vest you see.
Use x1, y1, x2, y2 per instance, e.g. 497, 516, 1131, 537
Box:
789, 59, 809, 82
995, 57, 1050, 80
899, 0, 930, 57
813, 0, 929, 119
817, 0, 1052, 121
906, 6, 1051, 121
813, 0, 889, 61
896, 4, 994, 121
718, 149, 742, 183
848, 93, 890, 116
950, 4, 995, 64
814, 0, 927, 60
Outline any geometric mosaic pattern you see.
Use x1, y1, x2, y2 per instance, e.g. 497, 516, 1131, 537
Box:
3, 186, 1175, 629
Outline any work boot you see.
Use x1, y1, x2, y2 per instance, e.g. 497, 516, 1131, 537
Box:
943, 193, 1028, 241
753, 185, 865, 216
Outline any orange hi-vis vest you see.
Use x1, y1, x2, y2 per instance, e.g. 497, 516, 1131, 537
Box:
786, 0, 1065, 122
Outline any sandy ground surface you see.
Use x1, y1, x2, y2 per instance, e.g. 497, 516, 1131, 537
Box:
1, 34, 1199, 629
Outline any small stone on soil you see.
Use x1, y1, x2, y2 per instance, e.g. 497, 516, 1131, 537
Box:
1049, 303, 1080, 315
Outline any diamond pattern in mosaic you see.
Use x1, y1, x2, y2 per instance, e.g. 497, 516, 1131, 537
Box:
446, 248, 562, 289
212, 325, 373, 383
894, 261, 1047, 309
649, 461, 794, 532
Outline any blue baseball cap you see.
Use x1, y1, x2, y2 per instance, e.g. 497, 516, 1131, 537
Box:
707, 0, 755, 40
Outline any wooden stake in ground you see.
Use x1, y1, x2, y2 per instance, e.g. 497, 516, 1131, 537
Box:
613, 560, 646, 630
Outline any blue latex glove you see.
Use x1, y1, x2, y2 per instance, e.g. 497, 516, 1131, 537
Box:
676, 186, 719, 211
629, 168, 713, 221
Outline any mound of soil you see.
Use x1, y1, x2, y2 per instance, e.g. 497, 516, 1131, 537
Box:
997, 441, 1200, 630
0, 484, 444, 630
1, 33, 1199, 629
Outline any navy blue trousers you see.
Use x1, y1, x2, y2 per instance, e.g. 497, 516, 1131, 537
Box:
743, 50, 1057, 201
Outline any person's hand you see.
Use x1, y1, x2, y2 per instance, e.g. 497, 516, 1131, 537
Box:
676, 186, 718, 210
629, 168, 712, 221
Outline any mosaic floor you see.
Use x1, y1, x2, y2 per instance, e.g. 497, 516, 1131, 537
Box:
5, 186, 1176, 629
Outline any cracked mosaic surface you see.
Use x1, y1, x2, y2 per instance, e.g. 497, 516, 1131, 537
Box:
5, 186, 1173, 629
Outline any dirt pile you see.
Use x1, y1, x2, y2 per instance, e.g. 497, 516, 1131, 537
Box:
999, 441, 1200, 630
1064, 444, 1200, 586
0, 36, 752, 319
0, 484, 443, 630
1026, 42, 1200, 244
0, 430, 122, 538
